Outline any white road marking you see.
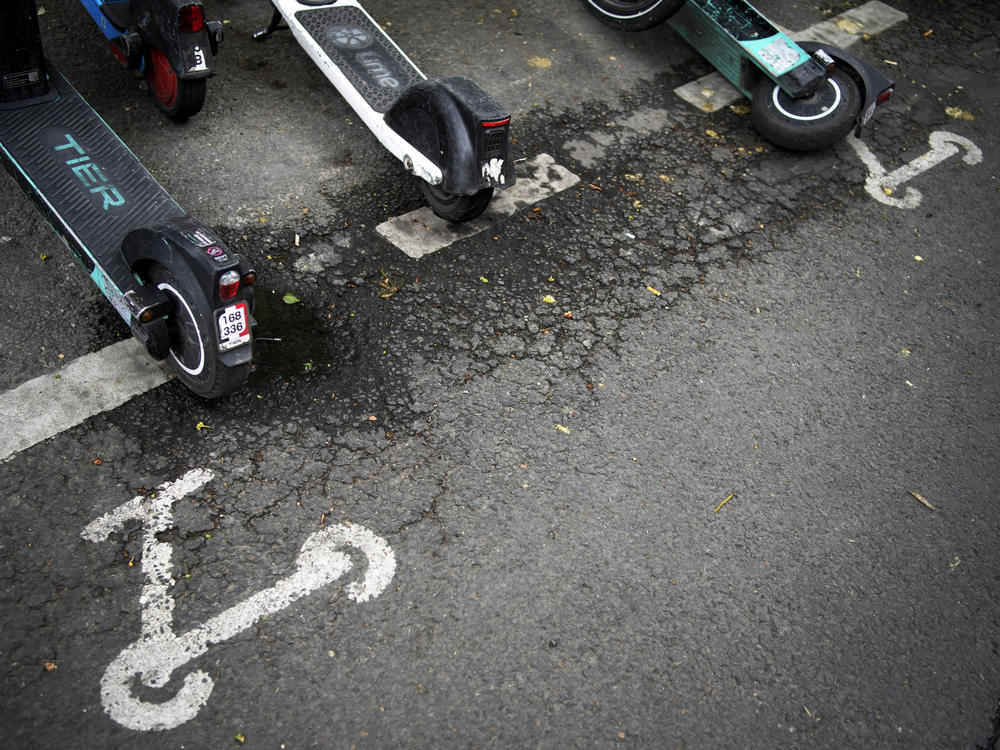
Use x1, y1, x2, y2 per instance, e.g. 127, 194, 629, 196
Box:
673, 1, 908, 112
0, 338, 170, 462
845, 131, 983, 209
376, 153, 580, 259
84, 469, 396, 732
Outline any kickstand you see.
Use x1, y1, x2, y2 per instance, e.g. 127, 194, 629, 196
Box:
253, 7, 287, 40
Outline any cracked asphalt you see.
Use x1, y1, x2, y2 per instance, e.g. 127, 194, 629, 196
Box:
1, 0, 998, 747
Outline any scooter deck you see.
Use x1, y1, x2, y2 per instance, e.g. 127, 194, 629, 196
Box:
279, 0, 424, 114
0, 64, 183, 292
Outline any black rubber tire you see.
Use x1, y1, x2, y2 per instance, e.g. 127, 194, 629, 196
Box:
420, 182, 494, 223
750, 68, 862, 151
150, 265, 250, 398
145, 47, 206, 121
579, 0, 687, 31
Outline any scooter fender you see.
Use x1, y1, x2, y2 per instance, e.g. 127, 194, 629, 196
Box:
131, 0, 217, 79
385, 76, 515, 195
797, 42, 894, 135
120, 217, 256, 352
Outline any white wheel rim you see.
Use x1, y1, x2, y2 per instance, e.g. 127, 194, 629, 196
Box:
772, 78, 842, 122
587, 0, 666, 20
158, 281, 206, 376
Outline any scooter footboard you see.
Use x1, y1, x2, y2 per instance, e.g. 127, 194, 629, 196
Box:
385, 76, 514, 195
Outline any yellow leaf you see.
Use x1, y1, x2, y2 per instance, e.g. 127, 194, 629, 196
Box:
945, 106, 974, 121
543, 295, 557, 304
556, 424, 571, 434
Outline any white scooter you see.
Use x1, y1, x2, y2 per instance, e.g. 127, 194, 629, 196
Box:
256, 0, 515, 222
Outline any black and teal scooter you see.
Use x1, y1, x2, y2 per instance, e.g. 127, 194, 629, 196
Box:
1, 0, 256, 398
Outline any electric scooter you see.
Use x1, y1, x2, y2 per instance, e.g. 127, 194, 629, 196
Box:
580, 0, 894, 151
1, 0, 256, 398
78, 0, 224, 120
254, 0, 515, 223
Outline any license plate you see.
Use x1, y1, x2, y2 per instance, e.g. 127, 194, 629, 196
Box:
217, 302, 250, 352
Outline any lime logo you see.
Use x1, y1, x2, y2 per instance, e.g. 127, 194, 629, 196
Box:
326, 25, 372, 49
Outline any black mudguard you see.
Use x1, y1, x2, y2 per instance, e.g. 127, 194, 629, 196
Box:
385, 76, 515, 196
131, 0, 218, 79
121, 216, 255, 356
797, 42, 894, 135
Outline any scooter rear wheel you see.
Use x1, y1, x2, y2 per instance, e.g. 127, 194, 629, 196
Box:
750, 68, 861, 151
150, 265, 250, 398
420, 182, 494, 223
579, 0, 686, 31
145, 47, 206, 121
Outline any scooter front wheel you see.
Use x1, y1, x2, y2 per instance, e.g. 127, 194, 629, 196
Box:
750, 68, 861, 151
145, 47, 206, 121
420, 182, 494, 223
150, 266, 250, 398
579, 0, 686, 31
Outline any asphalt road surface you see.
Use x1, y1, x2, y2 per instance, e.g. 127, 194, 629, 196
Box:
1, 1, 998, 748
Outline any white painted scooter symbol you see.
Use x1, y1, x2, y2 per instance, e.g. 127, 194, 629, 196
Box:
82, 469, 396, 732
846, 130, 983, 209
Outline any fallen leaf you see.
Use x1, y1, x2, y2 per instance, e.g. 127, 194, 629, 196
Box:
543, 295, 557, 304
945, 106, 974, 121
42, 661, 57, 672
195, 421, 211, 431
835, 17, 863, 34
555, 424, 571, 434
283, 293, 301, 304
527, 55, 552, 69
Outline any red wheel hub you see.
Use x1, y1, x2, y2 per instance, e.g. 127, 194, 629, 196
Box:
146, 48, 177, 108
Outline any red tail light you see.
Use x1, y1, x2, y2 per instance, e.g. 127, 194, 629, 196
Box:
179, 5, 205, 34
219, 270, 240, 301
876, 88, 893, 105
481, 118, 510, 128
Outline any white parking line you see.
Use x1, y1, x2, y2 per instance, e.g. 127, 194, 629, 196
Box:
673, 0, 908, 112
376, 153, 580, 259
0, 339, 169, 462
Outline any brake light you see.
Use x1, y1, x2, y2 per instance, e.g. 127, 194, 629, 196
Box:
481, 118, 510, 128
179, 5, 205, 34
219, 270, 240, 300
876, 88, 893, 105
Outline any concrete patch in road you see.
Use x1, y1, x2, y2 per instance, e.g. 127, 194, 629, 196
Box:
375, 153, 580, 259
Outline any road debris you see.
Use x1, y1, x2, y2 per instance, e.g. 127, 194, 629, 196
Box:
909, 490, 935, 510
713, 493, 735, 513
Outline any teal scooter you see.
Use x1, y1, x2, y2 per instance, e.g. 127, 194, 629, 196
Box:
580, 0, 894, 151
